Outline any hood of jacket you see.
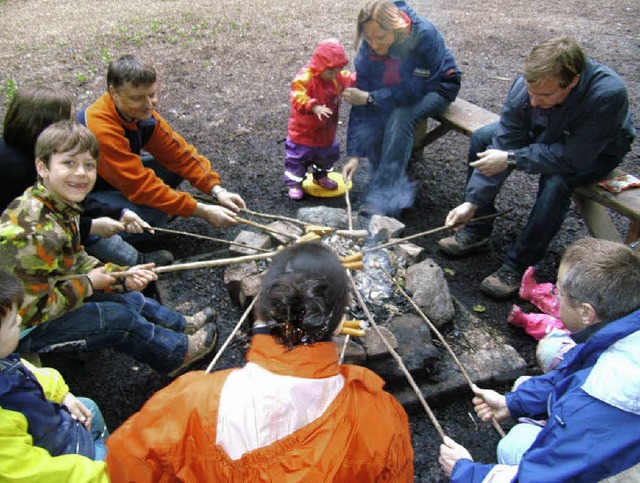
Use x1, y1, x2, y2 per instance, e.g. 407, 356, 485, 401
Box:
308, 39, 348, 75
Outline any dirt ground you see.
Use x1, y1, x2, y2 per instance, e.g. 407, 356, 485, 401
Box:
1, 0, 638, 480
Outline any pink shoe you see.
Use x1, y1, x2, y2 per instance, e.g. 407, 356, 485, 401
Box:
518, 266, 560, 318
288, 185, 304, 200
507, 304, 568, 340
313, 176, 338, 190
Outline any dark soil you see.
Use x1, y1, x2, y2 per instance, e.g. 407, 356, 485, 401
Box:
1, 0, 638, 480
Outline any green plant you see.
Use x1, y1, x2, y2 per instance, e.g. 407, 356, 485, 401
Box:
99, 48, 112, 63
1, 78, 19, 100
150, 19, 162, 32
75, 72, 87, 84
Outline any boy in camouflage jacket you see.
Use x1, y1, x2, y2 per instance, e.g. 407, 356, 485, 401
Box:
0, 121, 217, 375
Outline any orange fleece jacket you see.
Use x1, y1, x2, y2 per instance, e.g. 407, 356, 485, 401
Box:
85, 93, 221, 217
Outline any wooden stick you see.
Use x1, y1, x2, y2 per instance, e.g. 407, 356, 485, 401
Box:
56, 251, 279, 281
363, 209, 513, 252
338, 334, 350, 364
193, 194, 309, 227
379, 266, 506, 438
346, 270, 448, 441
235, 216, 299, 240
146, 226, 270, 252
206, 297, 258, 373
344, 179, 354, 232
241, 207, 308, 227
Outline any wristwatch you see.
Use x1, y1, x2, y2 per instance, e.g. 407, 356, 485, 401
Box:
366, 93, 376, 106
212, 185, 227, 201
506, 150, 517, 168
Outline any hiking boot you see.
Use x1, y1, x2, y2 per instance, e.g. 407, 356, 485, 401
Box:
313, 176, 338, 190
169, 323, 218, 377
138, 249, 174, 266
183, 306, 217, 335
437, 231, 491, 257
288, 185, 304, 200
480, 265, 521, 299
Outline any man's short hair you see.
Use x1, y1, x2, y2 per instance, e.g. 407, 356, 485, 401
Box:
0, 270, 24, 322
3, 87, 73, 153
35, 120, 99, 165
107, 55, 156, 89
524, 37, 586, 87
560, 238, 640, 321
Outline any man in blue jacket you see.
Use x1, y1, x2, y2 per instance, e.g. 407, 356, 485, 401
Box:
439, 237, 640, 482
342, 0, 460, 217
439, 37, 636, 298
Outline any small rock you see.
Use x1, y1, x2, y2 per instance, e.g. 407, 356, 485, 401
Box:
229, 230, 272, 255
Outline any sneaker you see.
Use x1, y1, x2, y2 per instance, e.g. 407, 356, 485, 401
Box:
288, 185, 304, 200
313, 176, 338, 190
480, 265, 521, 299
169, 323, 218, 377
438, 231, 491, 257
183, 306, 217, 335
138, 249, 174, 266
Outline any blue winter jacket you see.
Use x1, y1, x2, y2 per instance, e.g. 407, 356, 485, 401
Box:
451, 307, 640, 482
346, 0, 460, 158
466, 58, 636, 207
0, 354, 95, 459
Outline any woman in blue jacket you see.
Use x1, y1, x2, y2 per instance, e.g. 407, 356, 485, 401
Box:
342, 0, 460, 217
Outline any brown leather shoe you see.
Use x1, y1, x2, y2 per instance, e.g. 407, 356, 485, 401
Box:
480, 265, 521, 299
438, 231, 491, 257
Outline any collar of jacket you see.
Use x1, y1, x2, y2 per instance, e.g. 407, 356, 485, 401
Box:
247, 334, 341, 379
0, 353, 21, 373
31, 182, 83, 219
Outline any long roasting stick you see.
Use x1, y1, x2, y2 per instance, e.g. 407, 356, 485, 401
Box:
363, 209, 513, 252
235, 216, 300, 240
206, 296, 258, 373
145, 226, 270, 252
346, 271, 447, 441
380, 266, 506, 438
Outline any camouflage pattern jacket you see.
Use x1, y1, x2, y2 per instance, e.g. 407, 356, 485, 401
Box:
0, 183, 120, 329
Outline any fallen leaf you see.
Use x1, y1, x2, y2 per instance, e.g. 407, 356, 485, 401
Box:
473, 305, 486, 313
444, 268, 455, 276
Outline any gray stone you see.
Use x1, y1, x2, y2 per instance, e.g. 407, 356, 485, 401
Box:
297, 206, 348, 229
368, 214, 405, 242
239, 273, 264, 308
405, 258, 455, 328
361, 325, 398, 359
388, 297, 527, 413
229, 230, 272, 255
367, 315, 440, 381
333, 336, 367, 365
223, 261, 258, 303
267, 220, 304, 245
390, 240, 424, 265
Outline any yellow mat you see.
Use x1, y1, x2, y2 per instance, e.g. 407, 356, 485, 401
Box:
302, 172, 353, 198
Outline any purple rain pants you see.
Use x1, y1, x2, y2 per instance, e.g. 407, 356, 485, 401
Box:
283, 138, 340, 186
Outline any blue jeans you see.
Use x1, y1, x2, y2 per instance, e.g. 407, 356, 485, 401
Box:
363, 92, 451, 216
84, 234, 140, 266
84, 155, 183, 244
77, 397, 109, 461
17, 291, 188, 374
463, 123, 621, 273
497, 422, 543, 465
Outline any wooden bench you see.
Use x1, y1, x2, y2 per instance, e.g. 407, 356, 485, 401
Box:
413, 98, 640, 243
